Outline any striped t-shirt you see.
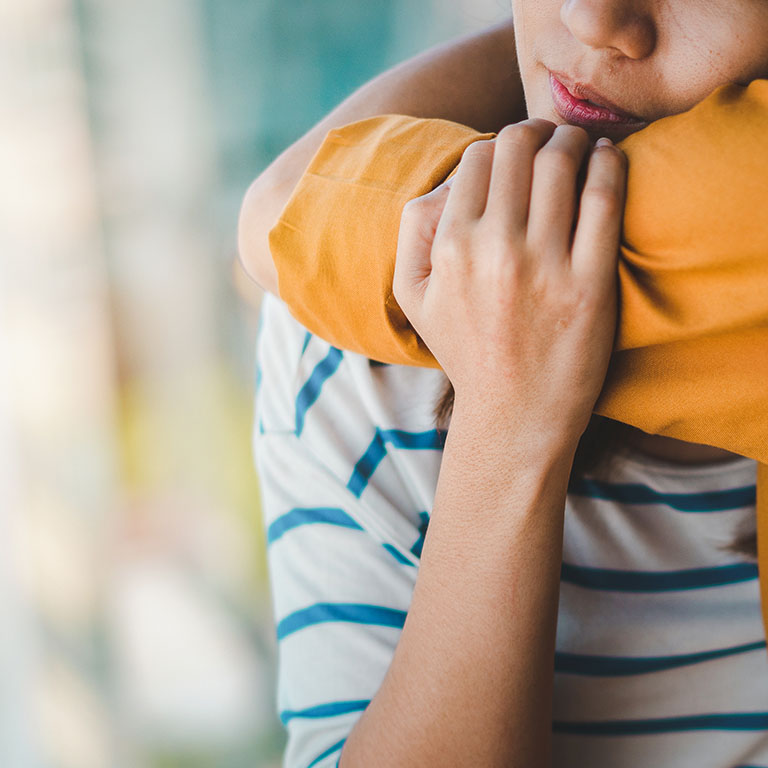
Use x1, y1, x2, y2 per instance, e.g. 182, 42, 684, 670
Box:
254, 292, 768, 768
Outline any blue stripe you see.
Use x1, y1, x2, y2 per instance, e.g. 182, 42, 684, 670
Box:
410, 511, 430, 559
552, 712, 768, 735
280, 699, 370, 725
306, 737, 346, 768
348, 429, 387, 498
555, 639, 767, 676
267, 507, 362, 545
347, 428, 445, 497
267, 508, 425, 567
295, 347, 344, 436
384, 428, 446, 450
277, 602, 407, 641
567, 476, 756, 511
383, 543, 414, 566
560, 561, 758, 592
301, 331, 312, 357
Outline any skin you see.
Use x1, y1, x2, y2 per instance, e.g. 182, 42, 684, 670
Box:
249, 7, 767, 764
241, 0, 768, 462
396, 121, 627, 459
344, 5, 768, 751
449, 0, 768, 462
515, 0, 768, 144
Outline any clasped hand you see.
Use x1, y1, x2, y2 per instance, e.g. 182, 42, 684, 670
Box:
392, 119, 627, 446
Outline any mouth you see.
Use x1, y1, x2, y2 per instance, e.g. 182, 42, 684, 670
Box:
548, 71, 648, 132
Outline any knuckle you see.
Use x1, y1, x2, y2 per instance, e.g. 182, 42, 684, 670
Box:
525, 233, 560, 264
496, 121, 541, 149
554, 123, 589, 143
500, 250, 527, 281
483, 218, 522, 253
574, 284, 605, 313
535, 145, 580, 174
433, 228, 469, 263
497, 255, 532, 295
478, 225, 525, 271
581, 185, 622, 212
435, 229, 484, 278
434, 216, 460, 243
400, 195, 431, 224
462, 139, 495, 162
464, 139, 494, 157
402, 195, 427, 214
594, 142, 627, 165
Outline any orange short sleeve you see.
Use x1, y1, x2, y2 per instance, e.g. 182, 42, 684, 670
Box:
267, 83, 768, 640
269, 114, 494, 367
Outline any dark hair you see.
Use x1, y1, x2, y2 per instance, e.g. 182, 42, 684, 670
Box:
433, 376, 758, 560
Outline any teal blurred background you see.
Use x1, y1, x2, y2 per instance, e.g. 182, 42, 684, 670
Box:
2, 1, 506, 765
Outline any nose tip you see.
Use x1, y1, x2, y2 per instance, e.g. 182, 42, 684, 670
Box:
560, 0, 656, 60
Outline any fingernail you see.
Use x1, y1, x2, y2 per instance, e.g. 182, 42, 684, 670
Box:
595, 137, 614, 148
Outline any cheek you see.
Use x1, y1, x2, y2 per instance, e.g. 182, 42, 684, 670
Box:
661, 1, 768, 88
510, 0, 559, 70
725, 19, 768, 82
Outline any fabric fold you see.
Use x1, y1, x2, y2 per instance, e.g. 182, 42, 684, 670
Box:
268, 80, 768, 644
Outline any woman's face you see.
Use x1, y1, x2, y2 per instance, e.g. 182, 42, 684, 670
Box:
512, 0, 768, 142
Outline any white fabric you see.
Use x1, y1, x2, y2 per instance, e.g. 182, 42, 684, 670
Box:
254, 293, 768, 768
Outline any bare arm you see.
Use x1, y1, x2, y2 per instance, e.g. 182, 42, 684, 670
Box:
336, 119, 626, 764
339, 407, 574, 767
237, 18, 524, 294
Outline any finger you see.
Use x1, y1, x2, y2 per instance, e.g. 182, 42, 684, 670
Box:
438, 139, 496, 227
411, 181, 452, 241
393, 191, 446, 318
483, 119, 557, 232
570, 139, 628, 279
526, 124, 591, 262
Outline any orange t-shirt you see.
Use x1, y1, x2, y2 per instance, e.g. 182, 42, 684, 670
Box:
268, 80, 768, 644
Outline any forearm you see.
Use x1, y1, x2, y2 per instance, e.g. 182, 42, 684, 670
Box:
339, 402, 576, 768
238, 19, 524, 292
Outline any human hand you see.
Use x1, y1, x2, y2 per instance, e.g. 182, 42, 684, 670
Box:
392, 119, 627, 449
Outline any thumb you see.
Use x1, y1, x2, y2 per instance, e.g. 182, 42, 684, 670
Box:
392, 182, 451, 314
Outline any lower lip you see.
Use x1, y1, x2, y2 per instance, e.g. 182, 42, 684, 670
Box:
549, 72, 645, 130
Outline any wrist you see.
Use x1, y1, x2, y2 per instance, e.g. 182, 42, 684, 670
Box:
437, 396, 576, 534
450, 390, 582, 468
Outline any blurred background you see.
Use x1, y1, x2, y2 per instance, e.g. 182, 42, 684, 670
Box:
2, 0, 507, 765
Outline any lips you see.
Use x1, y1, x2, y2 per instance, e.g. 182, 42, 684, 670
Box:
549, 71, 647, 130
